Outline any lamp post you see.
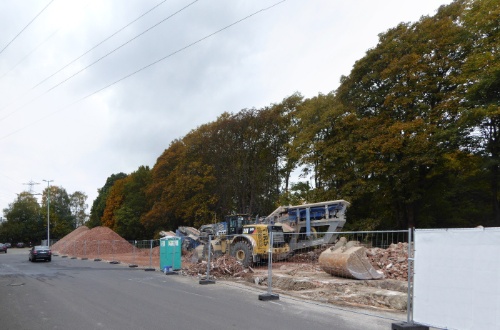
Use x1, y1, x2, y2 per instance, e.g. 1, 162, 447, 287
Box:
43, 180, 53, 247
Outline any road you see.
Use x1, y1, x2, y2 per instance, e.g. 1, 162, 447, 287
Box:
0, 247, 405, 330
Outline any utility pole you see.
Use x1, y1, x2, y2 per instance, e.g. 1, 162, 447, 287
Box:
23, 179, 40, 194
43, 180, 53, 247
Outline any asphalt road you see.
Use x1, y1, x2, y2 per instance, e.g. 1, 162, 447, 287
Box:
0, 247, 405, 330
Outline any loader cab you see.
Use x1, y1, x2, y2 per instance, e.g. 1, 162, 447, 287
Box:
225, 214, 252, 235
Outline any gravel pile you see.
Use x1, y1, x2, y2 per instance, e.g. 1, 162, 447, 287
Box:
52, 226, 134, 257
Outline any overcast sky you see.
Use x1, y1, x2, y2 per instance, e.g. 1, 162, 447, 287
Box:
0, 0, 453, 218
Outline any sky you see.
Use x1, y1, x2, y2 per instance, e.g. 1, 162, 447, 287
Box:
0, 0, 454, 218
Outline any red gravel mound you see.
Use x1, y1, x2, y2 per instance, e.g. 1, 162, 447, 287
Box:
52, 226, 134, 257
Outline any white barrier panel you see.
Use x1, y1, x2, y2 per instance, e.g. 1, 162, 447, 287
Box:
414, 228, 500, 330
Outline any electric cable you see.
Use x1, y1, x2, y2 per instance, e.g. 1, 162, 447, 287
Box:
0, 0, 286, 140
0, 0, 198, 122
0, 0, 54, 56
32, 0, 169, 89
0, 29, 59, 80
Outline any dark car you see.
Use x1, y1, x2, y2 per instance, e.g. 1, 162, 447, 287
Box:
0, 243, 7, 253
16, 242, 25, 248
29, 246, 52, 262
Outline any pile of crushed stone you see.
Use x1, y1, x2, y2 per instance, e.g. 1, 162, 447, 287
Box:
51, 226, 134, 256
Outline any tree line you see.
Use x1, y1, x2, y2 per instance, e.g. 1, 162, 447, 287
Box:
0, 187, 87, 245
87, 0, 500, 239
9, 0, 494, 241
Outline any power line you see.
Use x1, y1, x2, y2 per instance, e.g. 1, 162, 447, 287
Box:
32, 0, 169, 89
0, 0, 54, 56
0, 0, 287, 141
43, 0, 200, 95
0, 29, 60, 81
0, 0, 199, 122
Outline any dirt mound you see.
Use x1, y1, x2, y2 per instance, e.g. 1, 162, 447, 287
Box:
51, 226, 89, 250
52, 226, 134, 256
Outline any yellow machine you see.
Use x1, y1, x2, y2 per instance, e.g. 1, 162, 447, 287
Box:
202, 215, 290, 267
200, 200, 350, 267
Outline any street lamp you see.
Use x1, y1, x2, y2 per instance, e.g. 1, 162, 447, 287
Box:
43, 180, 53, 247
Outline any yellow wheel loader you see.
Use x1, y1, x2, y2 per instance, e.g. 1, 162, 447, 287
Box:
201, 214, 290, 267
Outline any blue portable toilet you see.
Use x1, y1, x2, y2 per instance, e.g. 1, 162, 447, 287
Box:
159, 236, 181, 271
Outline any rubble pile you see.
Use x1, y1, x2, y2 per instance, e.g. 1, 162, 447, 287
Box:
184, 254, 248, 278
366, 243, 409, 281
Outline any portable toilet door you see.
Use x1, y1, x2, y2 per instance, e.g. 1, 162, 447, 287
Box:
160, 236, 182, 271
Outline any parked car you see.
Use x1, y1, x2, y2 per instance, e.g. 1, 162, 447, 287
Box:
29, 246, 52, 262
4, 243, 11, 248
16, 242, 25, 248
0, 243, 7, 253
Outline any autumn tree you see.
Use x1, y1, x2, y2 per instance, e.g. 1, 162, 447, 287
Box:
101, 166, 152, 240
461, 0, 500, 225
87, 172, 127, 228
332, 1, 473, 229
143, 139, 217, 232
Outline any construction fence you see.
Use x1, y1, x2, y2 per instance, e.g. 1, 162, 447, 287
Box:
203, 230, 409, 277
51, 227, 500, 330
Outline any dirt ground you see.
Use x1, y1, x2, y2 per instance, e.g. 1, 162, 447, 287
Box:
52, 226, 409, 311
180, 253, 408, 311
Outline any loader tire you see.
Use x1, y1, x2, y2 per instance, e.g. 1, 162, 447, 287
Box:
231, 241, 252, 267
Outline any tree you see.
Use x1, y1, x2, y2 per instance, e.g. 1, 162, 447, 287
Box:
101, 166, 152, 240
70, 191, 88, 228
1, 192, 43, 244
87, 173, 127, 228
41, 186, 74, 239
143, 139, 217, 232
461, 0, 500, 225
332, 1, 472, 229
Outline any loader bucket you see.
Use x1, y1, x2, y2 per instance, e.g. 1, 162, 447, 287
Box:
318, 238, 383, 280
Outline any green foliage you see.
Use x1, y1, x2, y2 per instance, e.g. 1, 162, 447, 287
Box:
41, 186, 75, 240
1, 186, 87, 244
100, 166, 152, 240
1, 192, 43, 244
70, 191, 88, 228
88, 0, 500, 234
87, 172, 127, 228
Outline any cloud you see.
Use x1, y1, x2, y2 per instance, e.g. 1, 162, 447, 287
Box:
0, 0, 453, 217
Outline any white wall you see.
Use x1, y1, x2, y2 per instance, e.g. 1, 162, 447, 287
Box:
414, 228, 500, 330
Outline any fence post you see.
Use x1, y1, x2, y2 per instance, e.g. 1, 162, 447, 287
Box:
391, 228, 428, 330
94, 240, 101, 261
200, 235, 215, 284
144, 240, 155, 271
407, 228, 414, 324
61, 241, 67, 258
129, 241, 138, 268
110, 240, 120, 264
82, 240, 88, 260
259, 230, 279, 301
69, 241, 76, 259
